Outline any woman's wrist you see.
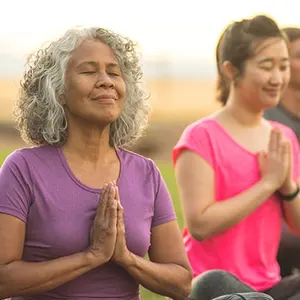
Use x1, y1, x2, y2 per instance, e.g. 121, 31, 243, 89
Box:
113, 251, 136, 269
279, 181, 298, 195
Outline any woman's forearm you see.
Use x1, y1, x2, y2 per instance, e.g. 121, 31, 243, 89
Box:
282, 181, 300, 233
191, 179, 276, 240
283, 198, 300, 233
0, 251, 103, 298
118, 253, 191, 300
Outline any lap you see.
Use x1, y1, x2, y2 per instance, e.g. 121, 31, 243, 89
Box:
264, 273, 300, 300
186, 269, 300, 300
278, 223, 300, 277
189, 270, 273, 300
212, 294, 273, 300
183, 224, 300, 300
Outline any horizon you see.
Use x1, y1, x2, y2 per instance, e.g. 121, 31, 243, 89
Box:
0, 54, 217, 79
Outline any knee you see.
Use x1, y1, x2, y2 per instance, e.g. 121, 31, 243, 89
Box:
190, 270, 238, 299
214, 293, 274, 300
193, 270, 234, 286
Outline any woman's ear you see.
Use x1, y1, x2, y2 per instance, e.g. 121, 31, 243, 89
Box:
222, 61, 239, 81
59, 94, 67, 105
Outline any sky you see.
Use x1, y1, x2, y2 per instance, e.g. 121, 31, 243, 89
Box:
1, 0, 300, 77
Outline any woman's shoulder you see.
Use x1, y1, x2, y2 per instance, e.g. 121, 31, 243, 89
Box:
118, 148, 158, 176
118, 147, 153, 163
183, 116, 218, 133
174, 116, 222, 150
2, 145, 58, 170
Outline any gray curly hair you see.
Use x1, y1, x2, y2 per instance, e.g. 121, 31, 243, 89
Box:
14, 27, 151, 147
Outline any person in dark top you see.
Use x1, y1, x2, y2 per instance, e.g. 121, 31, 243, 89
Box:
265, 27, 300, 140
264, 27, 300, 277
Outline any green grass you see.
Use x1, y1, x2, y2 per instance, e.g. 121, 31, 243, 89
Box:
156, 162, 183, 228
0, 149, 183, 300
0, 149, 13, 164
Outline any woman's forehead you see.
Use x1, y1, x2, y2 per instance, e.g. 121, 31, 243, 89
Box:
252, 38, 289, 61
69, 39, 118, 66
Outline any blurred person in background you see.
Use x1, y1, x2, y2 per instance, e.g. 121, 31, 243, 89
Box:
173, 15, 300, 300
265, 27, 300, 140
264, 27, 300, 278
0, 27, 192, 300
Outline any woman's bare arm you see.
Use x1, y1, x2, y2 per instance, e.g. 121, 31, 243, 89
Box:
117, 220, 192, 300
0, 213, 108, 298
0, 182, 120, 300
175, 151, 276, 240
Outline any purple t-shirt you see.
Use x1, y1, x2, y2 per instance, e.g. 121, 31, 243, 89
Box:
0, 146, 176, 300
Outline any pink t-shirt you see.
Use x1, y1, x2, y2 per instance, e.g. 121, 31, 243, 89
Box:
172, 118, 300, 292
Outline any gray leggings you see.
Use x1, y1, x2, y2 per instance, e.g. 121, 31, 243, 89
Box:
188, 270, 273, 300
188, 269, 300, 300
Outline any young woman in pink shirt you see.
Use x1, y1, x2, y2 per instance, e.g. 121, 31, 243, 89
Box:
173, 15, 300, 300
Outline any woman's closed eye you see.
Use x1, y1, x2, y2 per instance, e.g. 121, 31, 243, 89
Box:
108, 72, 120, 76
279, 64, 290, 71
260, 65, 273, 71
81, 71, 96, 74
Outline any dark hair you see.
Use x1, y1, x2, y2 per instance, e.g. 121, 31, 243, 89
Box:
216, 15, 287, 105
282, 27, 300, 43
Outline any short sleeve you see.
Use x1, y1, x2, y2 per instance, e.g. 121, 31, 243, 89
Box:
0, 150, 32, 222
150, 160, 176, 227
172, 122, 214, 167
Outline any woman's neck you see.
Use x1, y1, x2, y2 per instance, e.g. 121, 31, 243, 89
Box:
222, 102, 263, 128
221, 88, 264, 127
62, 120, 114, 164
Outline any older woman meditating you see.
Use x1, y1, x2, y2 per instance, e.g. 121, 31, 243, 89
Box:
0, 27, 192, 300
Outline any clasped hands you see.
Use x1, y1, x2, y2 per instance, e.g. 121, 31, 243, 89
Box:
87, 181, 132, 267
258, 127, 299, 195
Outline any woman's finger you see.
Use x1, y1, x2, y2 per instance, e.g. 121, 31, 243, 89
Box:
275, 129, 283, 154
108, 197, 118, 229
105, 183, 116, 219
115, 186, 120, 202
97, 184, 108, 220
268, 128, 278, 153
117, 201, 125, 232
282, 141, 291, 170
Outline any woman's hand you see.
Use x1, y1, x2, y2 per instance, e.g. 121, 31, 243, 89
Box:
277, 136, 298, 195
111, 184, 132, 266
87, 182, 118, 267
258, 128, 291, 191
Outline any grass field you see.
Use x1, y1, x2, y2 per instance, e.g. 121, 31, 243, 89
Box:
0, 149, 183, 300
